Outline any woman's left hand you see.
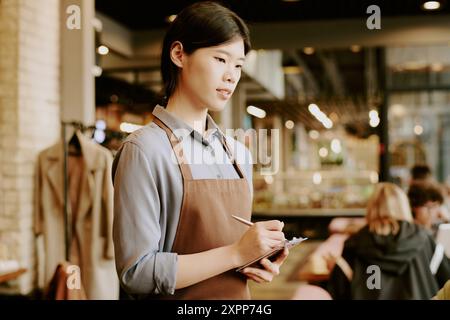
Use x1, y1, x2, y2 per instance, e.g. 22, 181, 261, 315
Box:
241, 247, 289, 283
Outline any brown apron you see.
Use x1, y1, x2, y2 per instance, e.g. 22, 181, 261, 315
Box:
153, 116, 252, 300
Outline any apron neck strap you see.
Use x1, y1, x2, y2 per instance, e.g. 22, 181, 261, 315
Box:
221, 137, 245, 179
152, 116, 193, 180
153, 115, 246, 181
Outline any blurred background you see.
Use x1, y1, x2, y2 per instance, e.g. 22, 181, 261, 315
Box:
0, 0, 449, 299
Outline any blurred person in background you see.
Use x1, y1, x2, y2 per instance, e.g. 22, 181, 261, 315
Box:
410, 164, 433, 185
408, 182, 449, 237
327, 182, 450, 299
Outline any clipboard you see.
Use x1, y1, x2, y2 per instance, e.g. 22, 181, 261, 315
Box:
235, 236, 307, 272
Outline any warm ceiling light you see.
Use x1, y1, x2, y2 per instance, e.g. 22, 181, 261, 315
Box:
369, 110, 379, 119
414, 124, 424, 135
247, 105, 266, 119
350, 45, 361, 53
283, 66, 302, 74
309, 130, 319, 140
166, 15, 177, 23
319, 147, 329, 158
285, 120, 295, 129
369, 117, 380, 128
422, 1, 441, 10
308, 104, 333, 129
313, 172, 322, 185
308, 103, 320, 114
303, 47, 315, 55
331, 139, 342, 154
97, 45, 109, 55
323, 118, 333, 129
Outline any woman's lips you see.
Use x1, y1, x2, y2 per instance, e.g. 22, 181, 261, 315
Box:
216, 89, 232, 99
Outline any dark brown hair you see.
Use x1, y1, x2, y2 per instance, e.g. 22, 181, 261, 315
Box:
411, 164, 432, 181
407, 182, 444, 209
160, 1, 251, 104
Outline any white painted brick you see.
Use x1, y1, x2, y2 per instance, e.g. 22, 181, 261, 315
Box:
4, 191, 19, 204
3, 176, 33, 191
1, 110, 17, 124
2, 163, 17, 176
1, 177, 19, 190
1, 135, 19, 149
16, 214, 33, 229
19, 217, 34, 230
0, 0, 60, 296
0, 124, 18, 136
0, 215, 18, 229
0, 218, 33, 235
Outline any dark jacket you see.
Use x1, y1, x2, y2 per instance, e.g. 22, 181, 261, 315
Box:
328, 221, 450, 299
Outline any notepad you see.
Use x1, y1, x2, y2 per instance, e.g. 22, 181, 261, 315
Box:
235, 236, 307, 272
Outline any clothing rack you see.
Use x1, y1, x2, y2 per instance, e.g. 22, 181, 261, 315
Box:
60, 121, 95, 261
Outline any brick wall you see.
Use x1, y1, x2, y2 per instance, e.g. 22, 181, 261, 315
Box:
0, 0, 60, 295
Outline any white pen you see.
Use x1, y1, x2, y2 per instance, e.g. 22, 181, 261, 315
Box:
231, 215, 254, 226
232, 215, 295, 244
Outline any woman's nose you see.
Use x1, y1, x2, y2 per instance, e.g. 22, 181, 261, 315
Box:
224, 69, 237, 84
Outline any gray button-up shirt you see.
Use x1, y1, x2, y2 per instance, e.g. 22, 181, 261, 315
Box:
112, 105, 253, 296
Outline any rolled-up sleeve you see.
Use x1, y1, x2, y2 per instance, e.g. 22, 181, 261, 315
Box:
112, 142, 177, 295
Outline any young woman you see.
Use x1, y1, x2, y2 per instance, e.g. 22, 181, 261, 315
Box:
112, 2, 288, 299
327, 183, 450, 299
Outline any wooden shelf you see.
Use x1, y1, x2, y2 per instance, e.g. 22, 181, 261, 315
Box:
0, 268, 27, 284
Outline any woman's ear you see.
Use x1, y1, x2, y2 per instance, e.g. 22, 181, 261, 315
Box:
170, 41, 184, 68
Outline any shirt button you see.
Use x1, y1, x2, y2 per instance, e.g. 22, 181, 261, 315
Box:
216, 174, 222, 179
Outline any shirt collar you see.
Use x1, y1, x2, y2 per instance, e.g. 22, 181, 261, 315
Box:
152, 105, 225, 145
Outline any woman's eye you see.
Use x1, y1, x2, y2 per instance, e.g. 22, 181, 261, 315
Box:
236, 65, 243, 69
215, 57, 226, 63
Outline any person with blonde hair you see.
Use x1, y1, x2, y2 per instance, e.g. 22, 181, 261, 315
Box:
327, 182, 450, 299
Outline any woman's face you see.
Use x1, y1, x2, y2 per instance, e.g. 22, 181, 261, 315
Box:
178, 37, 245, 112
414, 201, 441, 229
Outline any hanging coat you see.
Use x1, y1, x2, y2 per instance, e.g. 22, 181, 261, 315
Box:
34, 131, 119, 299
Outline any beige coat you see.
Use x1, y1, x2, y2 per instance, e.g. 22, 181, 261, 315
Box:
34, 131, 119, 299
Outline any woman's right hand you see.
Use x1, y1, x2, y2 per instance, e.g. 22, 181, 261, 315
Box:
232, 220, 286, 267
